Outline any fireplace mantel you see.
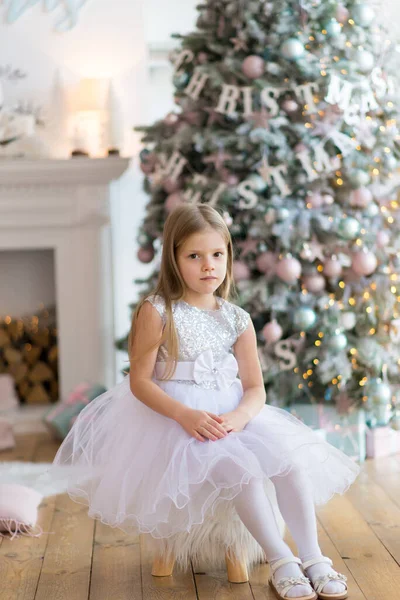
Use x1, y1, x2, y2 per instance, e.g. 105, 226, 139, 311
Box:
0, 156, 131, 400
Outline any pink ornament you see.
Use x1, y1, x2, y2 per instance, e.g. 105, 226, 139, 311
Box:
352, 250, 378, 276
137, 246, 155, 263
336, 4, 349, 23
183, 111, 203, 126
350, 187, 373, 208
198, 52, 208, 64
323, 257, 342, 278
377, 230, 390, 248
282, 99, 298, 113
222, 212, 233, 227
165, 192, 184, 213
242, 55, 265, 79
163, 178, 181, 194
262, 320, 283, 344
233, 261, 251, 281
307, 192, 323, 208
256, 251, 277, 274
276, 256, 302, 283
222, 172, 239, 185
303, 273, 326, 293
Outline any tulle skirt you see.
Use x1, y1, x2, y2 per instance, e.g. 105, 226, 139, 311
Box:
52, 374, 360, 544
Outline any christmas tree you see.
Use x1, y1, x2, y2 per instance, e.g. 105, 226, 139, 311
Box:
119, 0, 400, 427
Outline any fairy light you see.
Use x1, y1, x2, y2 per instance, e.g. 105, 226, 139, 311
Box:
363, 291, 370, 299
384, 147, 391, 153
366, 307, 372, 313
321, 70, 327, 77
317, 264, 323, 272
372, 168, 380, 175
294, 367, 299, 373
298, 383, 304, 389
388, 216, 394, 224
348, 18, 354, 25
337, 178, 343, 185
313, 358, 319, 365
318, 331, 324, 338
369, 328, 376, 335
349, 297, 356, 306
391, 286, 397, 293
339, 281, 345, 289
315, 340, 321, 346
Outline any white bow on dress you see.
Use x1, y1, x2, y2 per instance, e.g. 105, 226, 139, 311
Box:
192, 349, 238, 389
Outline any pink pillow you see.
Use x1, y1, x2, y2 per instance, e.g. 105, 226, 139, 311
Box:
0, 484, 43, 539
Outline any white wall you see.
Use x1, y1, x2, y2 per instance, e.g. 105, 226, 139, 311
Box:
0, 250, 55, 317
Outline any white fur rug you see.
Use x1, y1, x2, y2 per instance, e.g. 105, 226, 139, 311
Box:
0, 462, 71, 498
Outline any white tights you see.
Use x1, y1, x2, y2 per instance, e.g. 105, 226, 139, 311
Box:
231, 468, 346, 597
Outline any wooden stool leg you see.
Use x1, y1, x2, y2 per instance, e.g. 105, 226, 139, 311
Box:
225, 551, 249, 583
151, 554, 175, 577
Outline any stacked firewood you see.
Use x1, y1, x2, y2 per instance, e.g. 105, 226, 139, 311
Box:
0, 306, 58, 403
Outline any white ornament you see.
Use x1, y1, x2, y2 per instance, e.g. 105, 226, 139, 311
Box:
281, 39, 305, 60
352, 4, 375, 26
356, 50, 374, 73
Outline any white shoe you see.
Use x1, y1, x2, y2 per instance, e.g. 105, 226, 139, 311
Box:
269, 556, 318, 600
301, 556, 348, 600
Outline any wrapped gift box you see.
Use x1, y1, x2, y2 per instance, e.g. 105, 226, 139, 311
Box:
0, 374, 19, 411
366, 426, 400, 459
285, 403, 366, 463
43, 382, 107, 440
0, 418, 16, 451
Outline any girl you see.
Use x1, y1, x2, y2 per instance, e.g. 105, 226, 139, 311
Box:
53, 204, 359, 600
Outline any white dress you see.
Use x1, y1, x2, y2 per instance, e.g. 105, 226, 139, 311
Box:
52, 294, 360, 569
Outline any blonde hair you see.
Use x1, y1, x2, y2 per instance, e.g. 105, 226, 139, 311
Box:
128, 204, 236, 380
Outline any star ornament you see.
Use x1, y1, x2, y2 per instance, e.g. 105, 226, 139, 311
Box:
250, 107, 271, 129
230, 36, 248, 52
203, 150, 234, 171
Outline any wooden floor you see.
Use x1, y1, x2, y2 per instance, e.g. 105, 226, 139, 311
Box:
1, 432, 400, 600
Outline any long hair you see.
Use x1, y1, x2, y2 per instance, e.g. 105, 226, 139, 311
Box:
128, 204, 236, 380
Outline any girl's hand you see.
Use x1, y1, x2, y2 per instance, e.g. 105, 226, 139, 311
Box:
176, 408, 229, 442
219, 409, 251, 433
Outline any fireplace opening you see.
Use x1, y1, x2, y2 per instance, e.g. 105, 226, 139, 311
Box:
0, 249, 58, 404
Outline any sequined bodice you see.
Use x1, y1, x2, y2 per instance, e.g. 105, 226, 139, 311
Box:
145, 294, 250, 389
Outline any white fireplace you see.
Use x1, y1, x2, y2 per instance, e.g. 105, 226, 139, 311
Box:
0, 157, 130, 401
